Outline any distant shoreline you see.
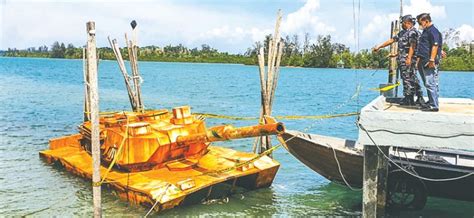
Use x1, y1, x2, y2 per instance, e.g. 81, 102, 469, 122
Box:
1, 56, 473, 72
0, 56, 382, 70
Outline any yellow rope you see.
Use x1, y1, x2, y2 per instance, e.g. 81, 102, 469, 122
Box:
370, 81, 400, 92
93, 114, 130, 187
193, 112, 359, 121
89, 111, 358, 121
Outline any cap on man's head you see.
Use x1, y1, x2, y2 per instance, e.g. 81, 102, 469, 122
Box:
416, 13, 431, 21
401, 15, 415, 24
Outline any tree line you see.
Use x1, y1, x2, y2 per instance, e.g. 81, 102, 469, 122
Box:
2, 32, 472, 71
244, 34, 391, 69
2, 42, 252, 64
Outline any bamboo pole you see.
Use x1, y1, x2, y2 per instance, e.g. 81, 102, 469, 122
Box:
108, 23, 144, 113
132, 39, 144, 112
263, 40, 272, 153
266, 39, 274, 84
86, 21, 101, 218
254, 47, 268, 153
256, 10, 284, 156
83, 47, 90, 122
125, 33, 144, 112
257, 47, 268, 114
267, 10, 282, 98
124, 34, 139, 108
107, 36, 136, 110
269, 41, 284, 109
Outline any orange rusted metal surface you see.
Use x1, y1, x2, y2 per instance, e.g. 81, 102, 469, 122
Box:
40, 106, 283, 213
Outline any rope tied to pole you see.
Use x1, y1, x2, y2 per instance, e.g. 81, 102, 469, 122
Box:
93, 113, 130, 187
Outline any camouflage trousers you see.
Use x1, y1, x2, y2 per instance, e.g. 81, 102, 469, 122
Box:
398, 62, 422, 96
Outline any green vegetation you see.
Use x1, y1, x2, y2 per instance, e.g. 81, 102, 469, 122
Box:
3, 43, 254, 65
2, 33, 472, 71
441, 45, 474, 71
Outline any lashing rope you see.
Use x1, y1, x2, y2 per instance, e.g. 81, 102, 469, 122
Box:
92, 113, 130, 187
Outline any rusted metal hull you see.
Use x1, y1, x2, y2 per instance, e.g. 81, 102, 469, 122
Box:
40, 134, 279, 214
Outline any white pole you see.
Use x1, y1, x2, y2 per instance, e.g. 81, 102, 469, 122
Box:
86, 21, 102, 218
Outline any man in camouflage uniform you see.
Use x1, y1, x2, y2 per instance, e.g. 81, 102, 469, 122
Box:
373, 15, 424, 106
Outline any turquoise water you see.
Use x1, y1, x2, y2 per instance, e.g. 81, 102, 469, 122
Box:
0, 57, 473, 216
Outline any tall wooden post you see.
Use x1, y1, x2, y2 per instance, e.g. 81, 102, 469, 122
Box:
362, 145, 389, 217
387, 21, 399, 97
394, 0, 403, 97
86, 21, 102, 218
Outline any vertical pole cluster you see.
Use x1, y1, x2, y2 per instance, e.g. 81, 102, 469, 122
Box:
387, 20, 399, 97
253, 10, 284, 156
107, 22, 144, 112
85, 21, 102, 218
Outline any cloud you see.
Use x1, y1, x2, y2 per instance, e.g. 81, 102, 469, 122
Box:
444, 24, 474, 48
456, 24, 474, 43
281, 0, 335, 36
0, 1, 262, 52
403, 0, 446, 19
1, 0, 469, 53
361, 14, 399, 45
197, 25, 272, 45
360, 0, 447, 50
197, 0, 335, 49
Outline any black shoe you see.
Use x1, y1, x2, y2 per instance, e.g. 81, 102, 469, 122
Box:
420, 104, 430, 109
415, 96, 426, 106
421, 106, 439, 112
400, 95, 415, 106
408, 96, 416, 106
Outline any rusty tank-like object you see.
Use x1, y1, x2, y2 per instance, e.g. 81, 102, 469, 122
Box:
40, 105, 284, 213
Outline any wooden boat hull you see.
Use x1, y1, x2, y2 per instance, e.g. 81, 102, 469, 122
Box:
281, 131, 363, 187
281, 130, 474, 203
40, 134, 279, 214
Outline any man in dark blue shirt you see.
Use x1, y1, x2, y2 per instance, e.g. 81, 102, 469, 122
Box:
416, 13, 442, 112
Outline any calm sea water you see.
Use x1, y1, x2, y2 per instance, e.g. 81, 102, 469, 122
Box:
0, 57, 473, 216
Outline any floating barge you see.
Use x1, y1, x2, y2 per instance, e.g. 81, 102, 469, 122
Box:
40, 107, 283, 213
282, 96, 474, 209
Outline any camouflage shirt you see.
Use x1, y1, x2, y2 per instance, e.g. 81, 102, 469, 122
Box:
393, 27, 419, 63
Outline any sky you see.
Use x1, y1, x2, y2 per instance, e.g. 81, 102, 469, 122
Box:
0, 0, 473, 53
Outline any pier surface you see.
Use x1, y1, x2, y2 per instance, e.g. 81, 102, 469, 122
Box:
358, 96, 474, 150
